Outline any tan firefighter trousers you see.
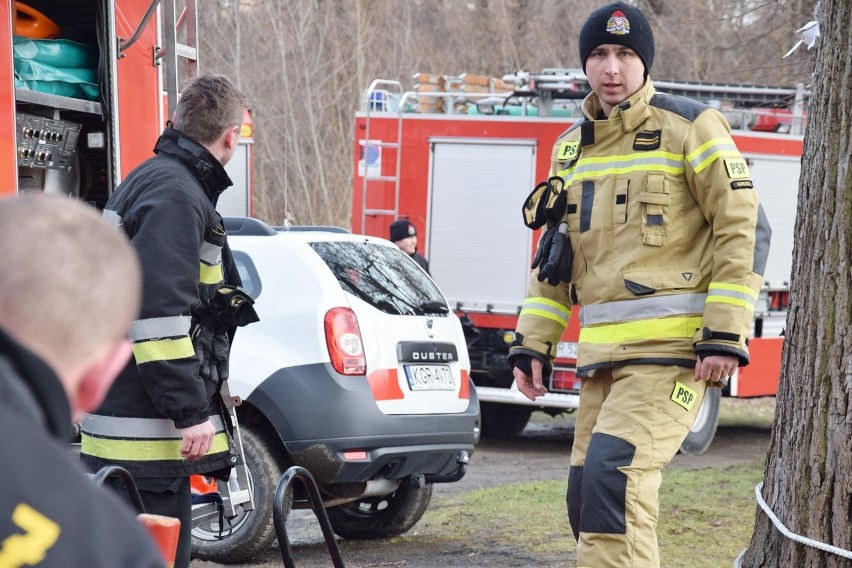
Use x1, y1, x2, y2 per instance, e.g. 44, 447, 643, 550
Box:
568, 364, 707, 568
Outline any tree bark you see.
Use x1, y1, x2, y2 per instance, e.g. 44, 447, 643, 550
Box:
741, 0, 852, 566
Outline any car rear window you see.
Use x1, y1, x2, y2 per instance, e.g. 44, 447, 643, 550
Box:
232, 250, 262, 299
310, 241, 449, 316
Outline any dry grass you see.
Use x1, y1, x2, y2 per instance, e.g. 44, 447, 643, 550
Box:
412, 397, 776, 566
718, 396, 776, 428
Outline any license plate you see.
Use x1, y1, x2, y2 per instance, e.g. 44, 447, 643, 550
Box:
557, 341, 578, 360
404, 364, 455, 391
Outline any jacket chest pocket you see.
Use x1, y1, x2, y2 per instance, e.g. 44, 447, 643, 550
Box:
638, 173, 669, 246
565, 181, 583, 232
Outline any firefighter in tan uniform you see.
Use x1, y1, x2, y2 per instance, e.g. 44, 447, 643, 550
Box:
508, 3, 771, 567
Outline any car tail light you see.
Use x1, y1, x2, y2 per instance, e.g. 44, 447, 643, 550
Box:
551, 368, 580, 393
324, 307, 366, 375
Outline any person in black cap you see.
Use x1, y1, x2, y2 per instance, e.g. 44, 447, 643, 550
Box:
389, 219, 430, 274
509, 2, 771, 566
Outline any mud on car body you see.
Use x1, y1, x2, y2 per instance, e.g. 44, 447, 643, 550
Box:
191, 218, 480, 563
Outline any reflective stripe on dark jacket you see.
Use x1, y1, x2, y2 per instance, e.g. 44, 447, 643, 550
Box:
81, 127, 240, 479
0, 327, 165, 568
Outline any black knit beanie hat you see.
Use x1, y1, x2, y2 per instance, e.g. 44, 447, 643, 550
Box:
389, 219, 416, 242
578, 2, 655, 74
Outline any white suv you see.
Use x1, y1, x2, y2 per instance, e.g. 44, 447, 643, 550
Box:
191, 218, 480, 563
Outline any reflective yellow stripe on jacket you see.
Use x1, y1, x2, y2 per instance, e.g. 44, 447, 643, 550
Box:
199, 241, 224, 285
580, 316, 703, 344
556, 150, 685, 182
705, 282, 759, 313
80, 414, 229, 462
129, 315, 194, 364
686, 138, 742, 174
520, 296, 571, 328
578, 294, 704, 344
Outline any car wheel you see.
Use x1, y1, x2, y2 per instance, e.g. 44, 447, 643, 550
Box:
480, 402, 533, 438
326, 483, 433, 539
679, 387, 721, 455
191, 427, 284, 563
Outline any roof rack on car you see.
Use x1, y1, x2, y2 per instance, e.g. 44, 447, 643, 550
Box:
223, 217, 278, 236
274, 225, 351, 234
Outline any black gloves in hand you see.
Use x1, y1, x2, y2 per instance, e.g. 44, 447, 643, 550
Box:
212, 332, 230, 382
531, 222, 573, 285
192, 325, 215, 383
192, 326, 230, 386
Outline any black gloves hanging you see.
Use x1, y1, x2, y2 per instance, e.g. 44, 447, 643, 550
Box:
191, 285, 259, 388
192, 326, 231, 385
532, 222, 573, 285
521, 176, 573, 285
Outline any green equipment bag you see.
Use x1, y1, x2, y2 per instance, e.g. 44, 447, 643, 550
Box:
13, 36, 99, 100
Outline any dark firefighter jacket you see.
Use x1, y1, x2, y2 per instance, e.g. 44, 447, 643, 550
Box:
0, 327, 165, 568
411, 251, 430, 274
512, 78, 772, 376
81, 127, 240, 479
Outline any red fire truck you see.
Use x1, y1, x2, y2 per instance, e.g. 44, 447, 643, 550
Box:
351, 69, 805, 454
0, 0, 253, 214
2, 0, 255, 551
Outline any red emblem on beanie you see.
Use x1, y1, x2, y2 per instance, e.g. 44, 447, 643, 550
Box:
606, 10, 631, 35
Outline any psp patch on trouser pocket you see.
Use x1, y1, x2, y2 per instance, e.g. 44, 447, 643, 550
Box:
670, 381, 697, 411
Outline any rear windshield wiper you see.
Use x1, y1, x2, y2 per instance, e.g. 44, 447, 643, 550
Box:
419, 300, 449, 314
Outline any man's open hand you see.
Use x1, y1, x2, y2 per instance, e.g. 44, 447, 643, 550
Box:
513, 357, 548, 401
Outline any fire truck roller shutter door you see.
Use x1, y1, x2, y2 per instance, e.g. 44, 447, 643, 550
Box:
427, 139, 537, 314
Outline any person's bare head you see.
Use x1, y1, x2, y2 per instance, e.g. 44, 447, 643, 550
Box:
0, 195, 141, 419
172, 74, 248, 166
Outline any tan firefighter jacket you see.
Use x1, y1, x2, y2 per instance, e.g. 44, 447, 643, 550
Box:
512, 78, 772, 376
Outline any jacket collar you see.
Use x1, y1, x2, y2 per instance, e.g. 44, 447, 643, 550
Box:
0, 326, 71, 440
581, 77, 655, 132
154, 126, 234, 201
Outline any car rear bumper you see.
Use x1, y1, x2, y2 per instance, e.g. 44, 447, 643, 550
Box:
245, 362, 480, 484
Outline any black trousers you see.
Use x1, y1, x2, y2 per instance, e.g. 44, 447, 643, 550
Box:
109, 476, 192, 568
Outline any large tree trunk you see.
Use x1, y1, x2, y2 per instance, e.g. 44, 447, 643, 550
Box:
740, 1, 852, 566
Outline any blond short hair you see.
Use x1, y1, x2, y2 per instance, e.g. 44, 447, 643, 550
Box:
0, 195, 141, 368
